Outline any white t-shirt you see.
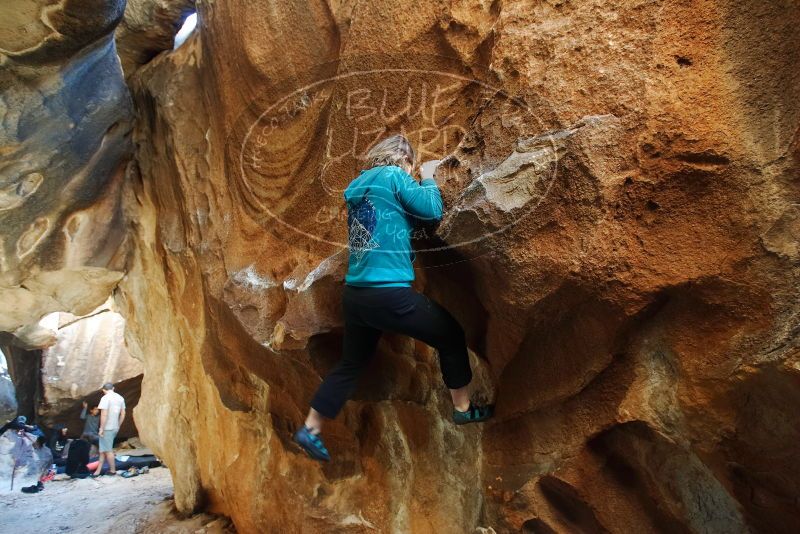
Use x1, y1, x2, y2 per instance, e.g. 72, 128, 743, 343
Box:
98, 391, 126, 430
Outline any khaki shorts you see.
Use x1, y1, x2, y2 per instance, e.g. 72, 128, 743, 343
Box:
99, 429, 118, 452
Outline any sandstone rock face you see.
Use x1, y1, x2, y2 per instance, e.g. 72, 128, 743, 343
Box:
116, 0, 196, 76
0, 0, 132, 344
2, 0, 800, 532
0, 0, 146, 445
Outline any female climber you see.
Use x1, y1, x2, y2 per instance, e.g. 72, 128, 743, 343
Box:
294, 134, 493, 462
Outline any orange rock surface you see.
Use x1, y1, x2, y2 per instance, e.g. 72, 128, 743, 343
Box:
2, 0, 799, 532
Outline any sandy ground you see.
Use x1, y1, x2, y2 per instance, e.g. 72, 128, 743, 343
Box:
0, 467, 233, 533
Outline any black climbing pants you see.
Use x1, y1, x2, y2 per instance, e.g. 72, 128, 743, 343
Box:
310, 285, 473, 419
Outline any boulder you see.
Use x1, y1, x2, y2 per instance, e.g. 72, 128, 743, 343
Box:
2, 0, 800, 532
0, 0, 132, 342
118, 1, 800, 531
36, 303, 142, 439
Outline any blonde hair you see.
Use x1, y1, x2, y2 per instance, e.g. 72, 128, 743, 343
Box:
364, 134, 416, 173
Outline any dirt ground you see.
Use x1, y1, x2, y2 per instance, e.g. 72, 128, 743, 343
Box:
0, 466, 233, 533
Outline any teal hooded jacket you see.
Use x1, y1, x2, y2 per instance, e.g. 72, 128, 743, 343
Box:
343, 165, 443, 287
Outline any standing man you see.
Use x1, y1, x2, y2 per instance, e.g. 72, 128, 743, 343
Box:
93, 383, 125, 476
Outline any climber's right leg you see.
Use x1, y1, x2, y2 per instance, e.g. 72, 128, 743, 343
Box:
296, 320, 381, 461
309, 322, 382, 423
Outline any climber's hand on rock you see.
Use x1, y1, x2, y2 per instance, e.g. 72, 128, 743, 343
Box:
82, 401, 88, 408
420, 160, 441, 181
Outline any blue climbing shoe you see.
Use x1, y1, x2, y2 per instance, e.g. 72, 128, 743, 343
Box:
453, 402, 494, 425
293, 426, 331, 462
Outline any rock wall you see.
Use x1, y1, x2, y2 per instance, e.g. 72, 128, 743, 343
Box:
2, 0, 799, 532
118, 0, 800, 532
0, 0, 132, 346
115, 0, 196, 76
36, 303, 143, 437
0, 0, 144, 445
